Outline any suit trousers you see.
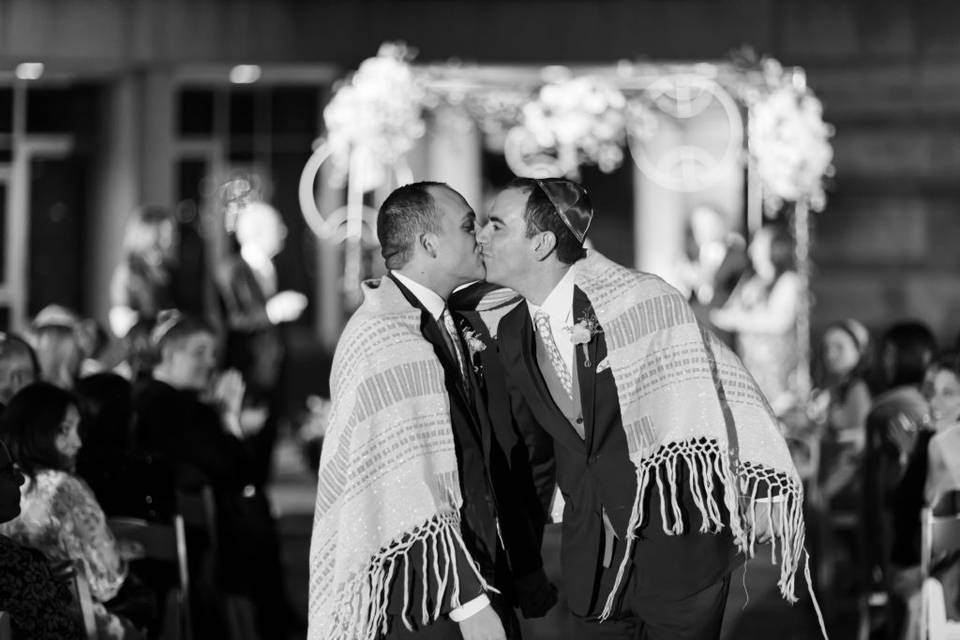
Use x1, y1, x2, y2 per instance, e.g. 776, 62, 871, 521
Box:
385, 595, 521, 640
567, 570, 731, 640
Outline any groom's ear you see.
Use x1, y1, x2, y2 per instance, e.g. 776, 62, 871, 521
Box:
533, 231, 557, 261
420, 232, 440, 259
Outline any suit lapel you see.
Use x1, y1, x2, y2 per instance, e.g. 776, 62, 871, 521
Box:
573, 287, 599, 454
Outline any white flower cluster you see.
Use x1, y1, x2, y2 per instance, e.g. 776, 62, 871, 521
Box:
323, 43, 426, 192
750, 86, 834, 211
518, 75, 628, 174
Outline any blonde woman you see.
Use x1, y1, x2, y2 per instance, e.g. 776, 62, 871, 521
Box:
109, 206, 178, 338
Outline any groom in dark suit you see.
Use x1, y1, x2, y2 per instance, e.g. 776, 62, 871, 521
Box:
376, 181, 553, 640
476, 178, 739, 640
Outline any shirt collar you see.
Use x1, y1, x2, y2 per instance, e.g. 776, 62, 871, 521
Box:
527, 265, 576, 323
391, 271, 446, 320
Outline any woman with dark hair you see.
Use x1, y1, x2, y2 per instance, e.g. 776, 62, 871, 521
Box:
711, 224, 801, 413
0, 382, 143, 639
859, 322, 937, 635
0, 438, 83, 639
132, 311, 296, 638
925, 353, 960, 503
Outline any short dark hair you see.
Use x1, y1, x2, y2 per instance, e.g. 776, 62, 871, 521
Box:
0, 382, 79, 479
928, 351, 960, 379
377, 182, 447, 270
0, 333, 39, 378
507, 177, 586, 265
882, 321, 937, 387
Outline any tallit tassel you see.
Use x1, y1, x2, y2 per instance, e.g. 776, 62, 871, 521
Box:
317, 511, 490, 640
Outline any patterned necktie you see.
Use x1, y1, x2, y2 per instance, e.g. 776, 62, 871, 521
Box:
440, 308, 469, 384
534, 310, 572, 398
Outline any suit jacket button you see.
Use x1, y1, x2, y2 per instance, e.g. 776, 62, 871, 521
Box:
589, 455, 599, 464
575, 417, 583, 424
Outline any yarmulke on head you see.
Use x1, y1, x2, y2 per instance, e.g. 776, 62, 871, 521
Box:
534, 178, 594, 243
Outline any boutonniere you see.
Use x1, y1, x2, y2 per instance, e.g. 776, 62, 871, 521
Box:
566, 312, 602, 367
462, 328, 487, 370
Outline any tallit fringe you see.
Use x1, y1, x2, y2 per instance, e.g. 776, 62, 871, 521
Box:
598, 438, 807, 621
322, 511, 493, 640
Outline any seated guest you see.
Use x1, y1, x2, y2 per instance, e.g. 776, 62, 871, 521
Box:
0, 333, 39, 413
74, 373, 137, 518
0, 383, 144, 639
32, 305, 84, 390
925, 353, 960, 504
812, 319, 872, 504
132, 311, 295, 638
0, 437, 83, 639
861, 322, 936, 630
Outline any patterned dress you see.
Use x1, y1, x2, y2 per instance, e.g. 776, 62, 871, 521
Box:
0, 534, 83, 639
0, 469, 142, 639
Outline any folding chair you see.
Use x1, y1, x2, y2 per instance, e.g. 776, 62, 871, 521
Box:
108, 515, 190, 640
921, 490, 960, 640
0, 611, 11, 640
67, 561, 99, 640
177, 487, 260, 640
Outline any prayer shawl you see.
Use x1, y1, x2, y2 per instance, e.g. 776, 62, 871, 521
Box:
308, 276, 490, 640
479, 251, 811, 620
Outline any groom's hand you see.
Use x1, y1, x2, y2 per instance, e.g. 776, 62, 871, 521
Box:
456, 604, 506, 640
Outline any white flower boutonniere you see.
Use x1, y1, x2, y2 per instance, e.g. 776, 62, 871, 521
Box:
566, 313, 602, 367
462, 329, 487, 368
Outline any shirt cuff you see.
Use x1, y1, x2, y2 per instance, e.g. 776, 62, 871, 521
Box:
449, 594, 491, 622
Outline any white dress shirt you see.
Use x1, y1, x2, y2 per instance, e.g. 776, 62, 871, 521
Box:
526, 265, 577, 374
240, 244, 278, 299
389, 270, 491, 622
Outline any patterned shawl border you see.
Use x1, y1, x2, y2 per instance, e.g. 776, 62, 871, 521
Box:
314, 511, 493, 640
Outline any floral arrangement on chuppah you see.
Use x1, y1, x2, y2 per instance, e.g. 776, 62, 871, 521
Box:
321, 42, 426, 193
505, 73, 628, 178
748, 58, 834, 213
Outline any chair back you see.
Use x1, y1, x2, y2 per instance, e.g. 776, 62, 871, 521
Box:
0, 611, 11, 640
922, 489, 960, 576
176, 486, 217, 549
175, 486, 262, 640
108, 516, 190, 640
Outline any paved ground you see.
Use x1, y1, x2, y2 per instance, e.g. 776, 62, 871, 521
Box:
268, 438, 851, 639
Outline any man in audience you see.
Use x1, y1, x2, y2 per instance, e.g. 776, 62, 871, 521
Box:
0, 333, 39, 412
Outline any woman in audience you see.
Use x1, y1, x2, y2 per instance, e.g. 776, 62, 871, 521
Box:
861, 322, 937, 634
924, 352, 960, 504
32, 305, 84, 390
0, 383, 144, 639
0, 437, 82, 639
711, 223, 801, 414
132, 311, 296, 638
109, 206, 178, 339
813, 319, 873, 502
